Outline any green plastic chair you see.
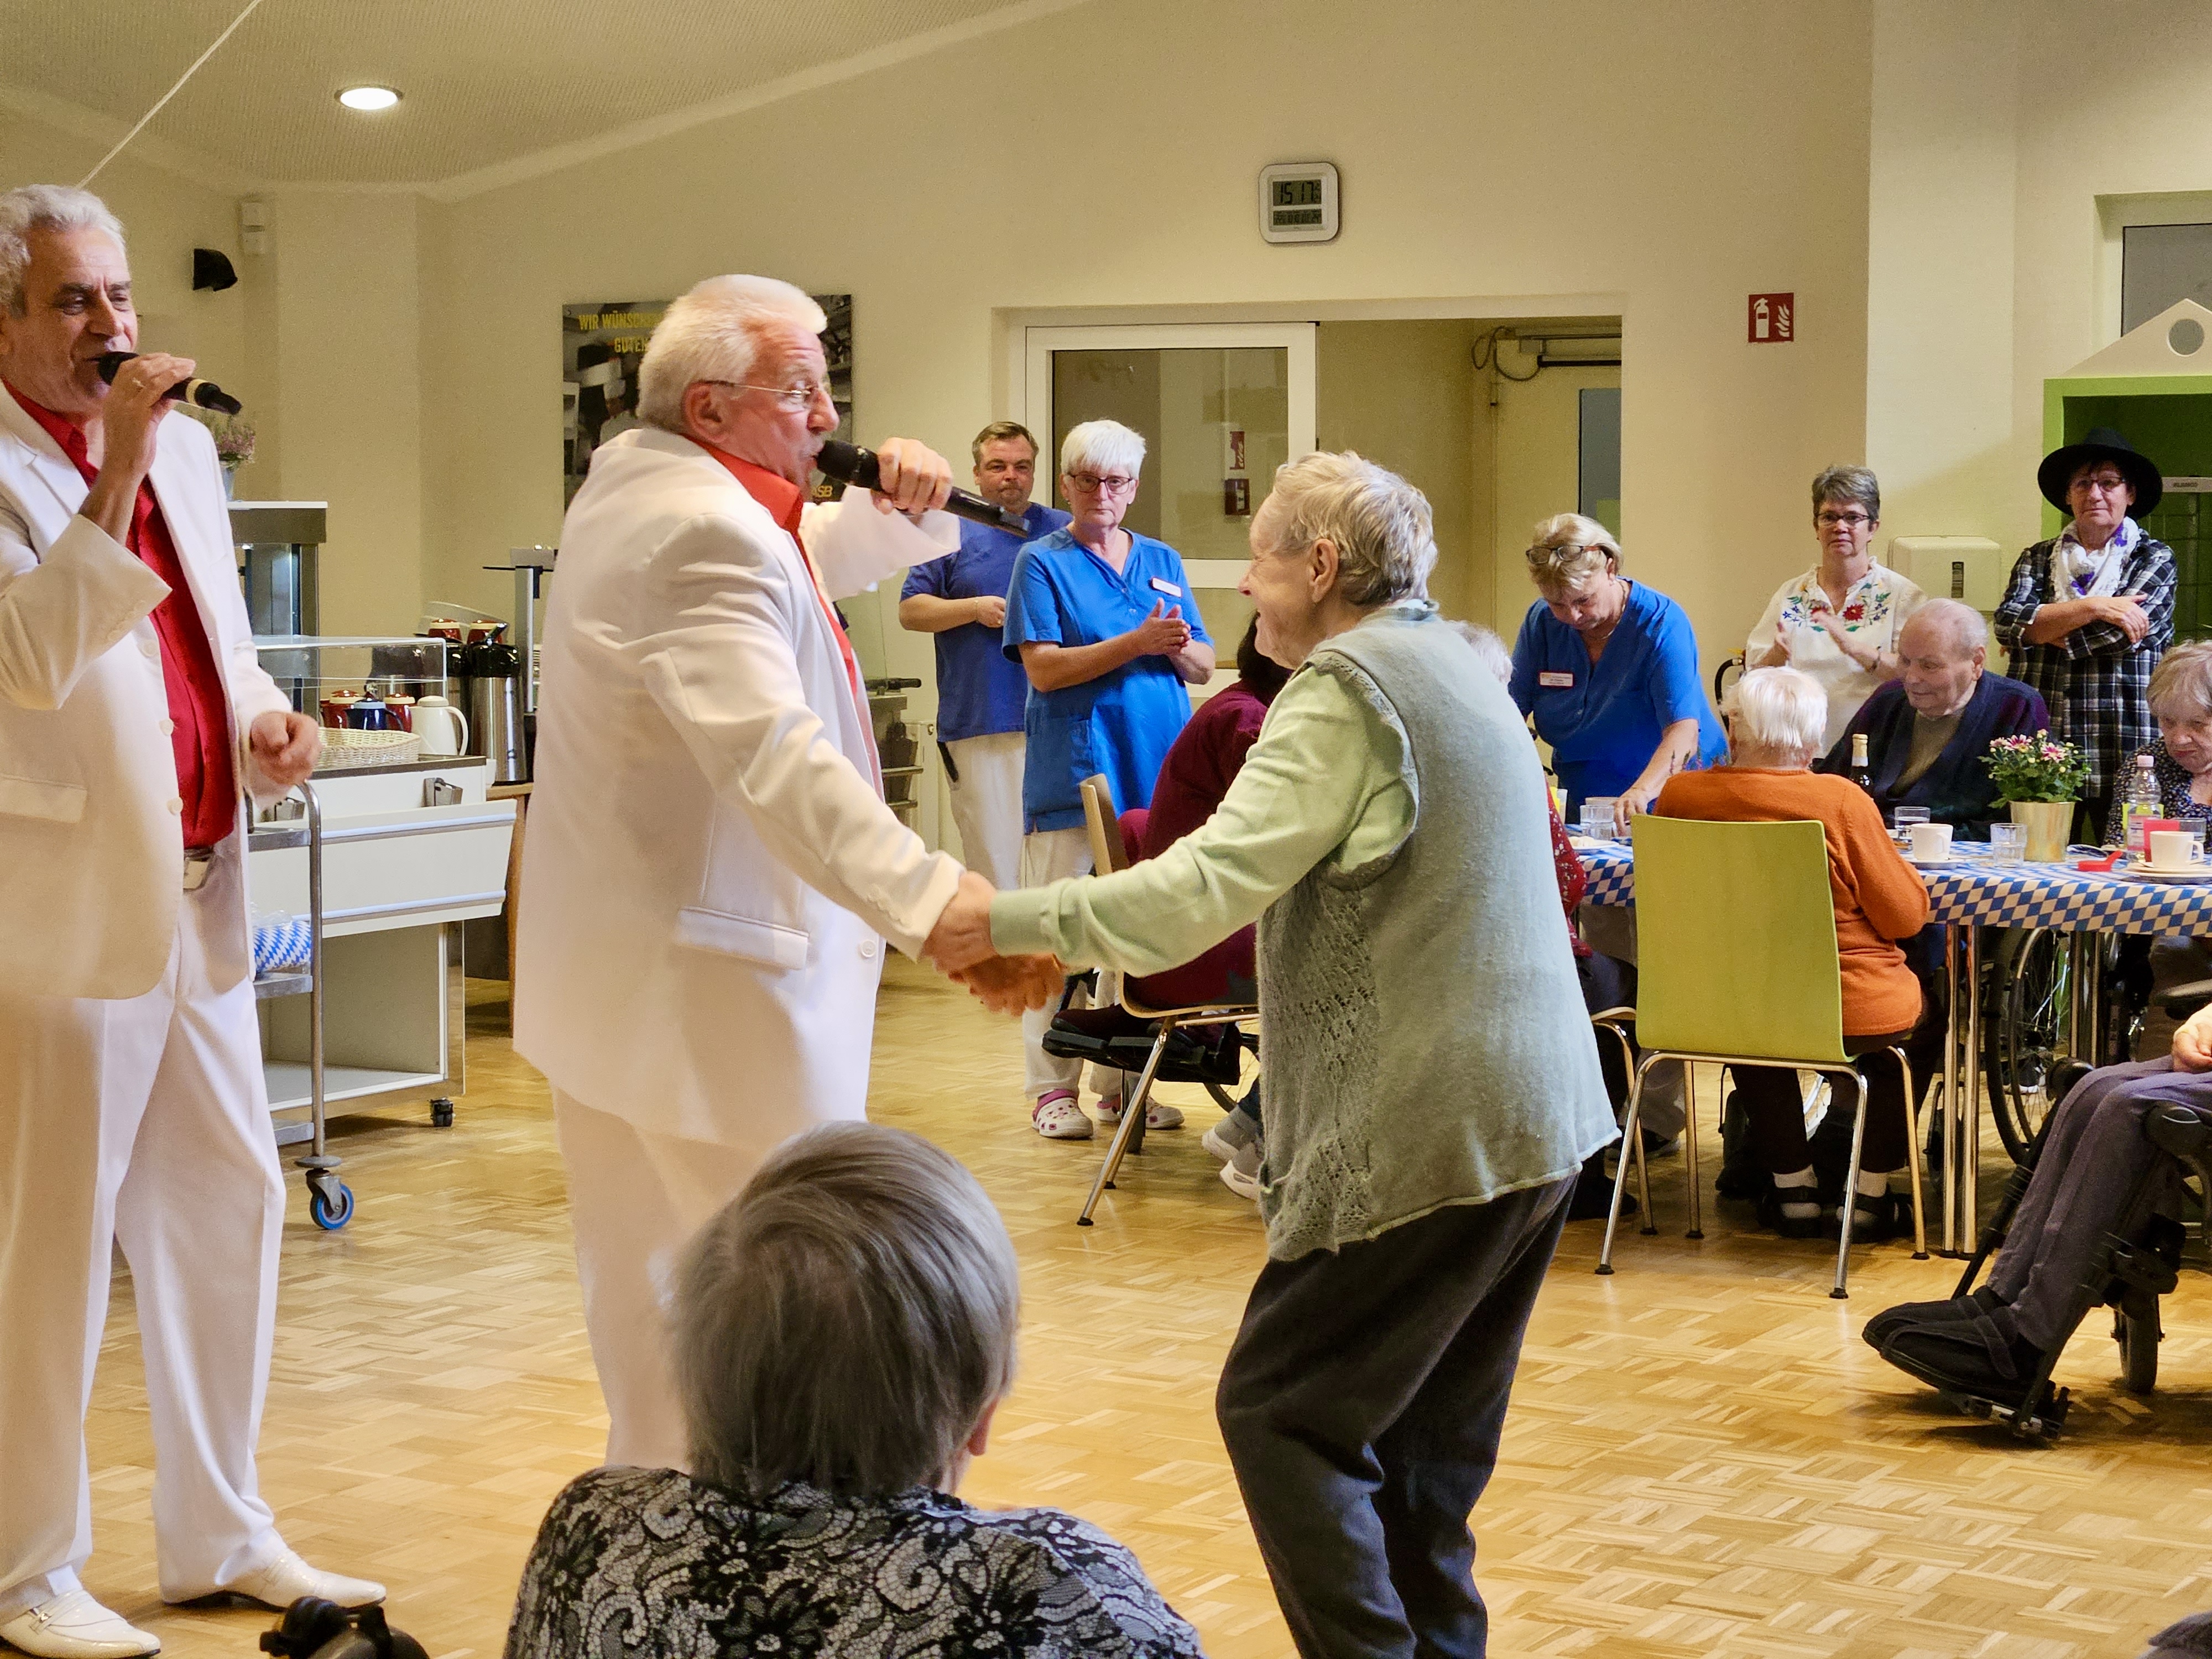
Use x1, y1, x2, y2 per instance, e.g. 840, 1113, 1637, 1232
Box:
1595, 815, 1928, 1297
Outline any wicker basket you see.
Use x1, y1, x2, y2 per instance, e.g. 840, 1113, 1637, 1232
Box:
322, 728, 423, 766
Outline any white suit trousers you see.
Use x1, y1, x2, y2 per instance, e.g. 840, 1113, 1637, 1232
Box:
942, 732, 1026, 890
1018, 827, 1123, 1104
551, 1091, 771, 1472
0, 885, 286, 1615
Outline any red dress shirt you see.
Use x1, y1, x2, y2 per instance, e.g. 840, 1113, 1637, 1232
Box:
8, 385, 237, 846
697, 445, 872, 761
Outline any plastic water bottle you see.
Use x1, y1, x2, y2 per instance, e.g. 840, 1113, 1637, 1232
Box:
2120, 752, 2162, 855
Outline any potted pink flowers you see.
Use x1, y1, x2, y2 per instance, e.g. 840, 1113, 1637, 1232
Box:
191, 409, 256, 498
1985, 731, 2089, 860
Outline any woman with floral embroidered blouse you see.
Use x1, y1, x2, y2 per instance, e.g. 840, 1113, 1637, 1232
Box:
1745, 464, 1927, 750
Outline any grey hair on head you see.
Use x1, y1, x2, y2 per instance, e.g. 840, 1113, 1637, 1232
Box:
1525, 513, 1620, 594
1255, 451, 1437, 608
1060, 419, 1146, 481
0, 185, 126, 315
1811, 463, 1881, 521
1901, 597, 1986, 658
1724, 666, 1828, 757
637, 274, 825, 432
2150, 639, 2212, 725
1446, 619, 1513, 687
675, 1121, 1019, 1499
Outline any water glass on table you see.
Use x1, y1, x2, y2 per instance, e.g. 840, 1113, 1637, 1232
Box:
1987, 822, 2027, 863
1579, 797, 1619, 840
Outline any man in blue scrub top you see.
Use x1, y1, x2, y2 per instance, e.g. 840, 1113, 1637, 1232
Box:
1002, 418, 1215, 1139
899, 421, 1068, 888
1509, 514, 1727, 827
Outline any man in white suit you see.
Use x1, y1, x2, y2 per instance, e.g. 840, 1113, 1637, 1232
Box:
0, 187, 383, 1659
516, 275, 1052, 1470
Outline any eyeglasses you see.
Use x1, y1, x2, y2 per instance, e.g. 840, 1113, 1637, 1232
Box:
1066, 471, 1139, 496
702, 379, 832, 411
2072, 471, 2130, 495
1815, 510, 1872, 529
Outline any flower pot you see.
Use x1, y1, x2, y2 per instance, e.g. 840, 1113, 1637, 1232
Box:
2010, 799, 2074, 862
221, 466, 238, 500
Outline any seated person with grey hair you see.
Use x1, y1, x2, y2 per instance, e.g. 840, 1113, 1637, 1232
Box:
1657, 667, 1931, 1240
1815, 598, 2049, 838
504, 1123, 1202, 1659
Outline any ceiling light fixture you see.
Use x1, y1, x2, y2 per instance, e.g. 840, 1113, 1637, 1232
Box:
336, 85, 400, 112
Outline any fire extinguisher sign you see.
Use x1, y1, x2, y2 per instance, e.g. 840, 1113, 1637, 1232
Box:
1748, 292, 1794, 343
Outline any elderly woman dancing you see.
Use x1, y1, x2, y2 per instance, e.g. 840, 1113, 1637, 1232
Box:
934, 452, 1614, 1658
504, 1121, 1202, 1658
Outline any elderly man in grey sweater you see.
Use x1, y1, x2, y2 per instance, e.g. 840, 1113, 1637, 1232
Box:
932, 452, 1615, 1659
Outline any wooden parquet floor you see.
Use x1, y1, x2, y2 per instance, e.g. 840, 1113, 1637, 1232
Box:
76, 959, 2212, 1659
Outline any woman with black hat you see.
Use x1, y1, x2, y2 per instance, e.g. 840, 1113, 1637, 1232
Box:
1992, 427, 2176, 840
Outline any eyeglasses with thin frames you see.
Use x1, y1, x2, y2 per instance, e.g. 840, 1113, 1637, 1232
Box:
1815, 510, 1872, 529
701, 379, 832, 411
1066, 471, 1139, 496
2072, 472, 2130, 496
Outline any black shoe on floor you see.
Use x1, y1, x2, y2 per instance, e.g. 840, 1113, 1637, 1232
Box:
1880, 1316, 2047, 1404
1755, 1180, 1824, 1239
1566, 1152, 1639, 1222
1861, 1284, 2005, 1353
1831, 1187, 1907, 1244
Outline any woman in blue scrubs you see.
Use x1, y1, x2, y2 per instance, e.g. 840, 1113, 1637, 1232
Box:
1003, 419, 1215, 1140
1509, 513, 1726, 830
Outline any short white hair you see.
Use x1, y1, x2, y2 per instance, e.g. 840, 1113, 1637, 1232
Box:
1526, 512, 1621, 593
1726, 666, 1828, 756
1901, 597, 1987, 658
1446, 619, 1513, 687
637, 274, 825, 432
0, 185, 125, 315
1060, 419, 1145, 479
1256, 451, 1437, 608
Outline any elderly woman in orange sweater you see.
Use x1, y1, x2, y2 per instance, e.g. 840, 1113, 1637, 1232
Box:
1656, 666, 1930, 1241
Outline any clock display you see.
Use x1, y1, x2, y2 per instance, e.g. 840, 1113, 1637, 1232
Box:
1272, 179, 1324, 208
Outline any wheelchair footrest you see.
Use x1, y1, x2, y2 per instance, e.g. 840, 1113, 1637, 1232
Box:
2105, 1235, 2182, 1300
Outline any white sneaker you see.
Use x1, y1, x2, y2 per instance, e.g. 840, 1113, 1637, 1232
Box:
1094, 1095, 1184, 1130
212, 1549, 384, 1610
0, 1592, 159, 1658
1219, 1144, 1262, 1201
1031, 1090, 1093, 1140
1201, 1122, 1248, 1164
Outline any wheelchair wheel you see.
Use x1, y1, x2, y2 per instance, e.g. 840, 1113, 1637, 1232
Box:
1204, 1027, 1260, 1114
2119, 1298, 2161, 1395
1981, 928, 2076, 1165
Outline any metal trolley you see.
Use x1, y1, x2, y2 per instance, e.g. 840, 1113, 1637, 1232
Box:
251, 780, 356, 1230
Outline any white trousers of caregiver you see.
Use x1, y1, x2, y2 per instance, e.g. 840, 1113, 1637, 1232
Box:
552, 1091, 772, 1471
0, 883, 288, 1616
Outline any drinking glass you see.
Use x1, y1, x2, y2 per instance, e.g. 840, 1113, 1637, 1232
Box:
1987, 822, 2027, 863
1893, 806, 1932, 830
1579, 799, 1618, 840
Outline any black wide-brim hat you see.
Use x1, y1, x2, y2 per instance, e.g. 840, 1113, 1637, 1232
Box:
2038, 426, 2163, 517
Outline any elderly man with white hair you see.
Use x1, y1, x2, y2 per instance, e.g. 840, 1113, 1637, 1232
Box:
1817, 597, 2050, 838
515, 273, 1053, 1474
1658, 667, 1931, 1241
0, 185, 376, 1658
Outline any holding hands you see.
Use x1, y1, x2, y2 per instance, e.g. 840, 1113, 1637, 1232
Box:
923, 870, 1063, 1014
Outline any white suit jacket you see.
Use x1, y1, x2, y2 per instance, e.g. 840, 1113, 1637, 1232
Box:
514, 429, 964, 1145
0, 390, 289, 1001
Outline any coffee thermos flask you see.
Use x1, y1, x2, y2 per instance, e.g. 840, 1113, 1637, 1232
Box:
463, 641, 528, 785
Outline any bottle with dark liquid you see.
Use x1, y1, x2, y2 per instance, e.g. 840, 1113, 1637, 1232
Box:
1847, 732, 1874, 794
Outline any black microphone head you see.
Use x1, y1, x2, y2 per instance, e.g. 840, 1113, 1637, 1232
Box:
95, 351, 130, 384
193, 382, 244, 416
813, 438, 880, 490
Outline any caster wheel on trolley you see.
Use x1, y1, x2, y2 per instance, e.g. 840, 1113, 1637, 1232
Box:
430, 1097, 455, 1129
308, 1180, 354, 1232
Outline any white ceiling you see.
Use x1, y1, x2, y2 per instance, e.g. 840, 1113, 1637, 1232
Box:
0, 0, 1057, 190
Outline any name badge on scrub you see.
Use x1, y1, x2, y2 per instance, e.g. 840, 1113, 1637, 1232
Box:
1149, 577, 1183, 597
1538, 671, 1574, 688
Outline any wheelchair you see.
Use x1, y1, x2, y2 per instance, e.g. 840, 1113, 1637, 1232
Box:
1925, 1056, 2212, 1438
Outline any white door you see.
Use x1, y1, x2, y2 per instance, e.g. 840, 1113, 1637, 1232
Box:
1015, 323, 1316, 688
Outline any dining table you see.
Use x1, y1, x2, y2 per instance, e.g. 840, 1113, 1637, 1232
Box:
1572, 832, 2212, 1254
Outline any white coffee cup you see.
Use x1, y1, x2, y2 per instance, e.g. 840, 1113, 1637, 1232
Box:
2147, 829, 2200, 872
1908, 821, 1954, 863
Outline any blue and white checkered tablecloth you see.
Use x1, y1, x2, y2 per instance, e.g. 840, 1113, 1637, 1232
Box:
1570, 837, 2212, 935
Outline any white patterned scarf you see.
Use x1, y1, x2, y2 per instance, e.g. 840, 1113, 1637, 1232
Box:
2050, 514, 2140, 599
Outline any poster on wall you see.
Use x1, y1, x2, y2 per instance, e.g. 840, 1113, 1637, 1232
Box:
561, 293, 853, 505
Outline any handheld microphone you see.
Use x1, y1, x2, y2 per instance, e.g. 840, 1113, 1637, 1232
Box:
95, 351, 243, 416
815, 439, 1030, 534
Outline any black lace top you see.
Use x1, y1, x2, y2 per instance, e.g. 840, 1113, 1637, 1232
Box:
504, 1467, 1206, 1659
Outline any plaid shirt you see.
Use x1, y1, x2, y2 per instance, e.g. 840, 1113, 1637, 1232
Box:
1991, 534, 2176, 796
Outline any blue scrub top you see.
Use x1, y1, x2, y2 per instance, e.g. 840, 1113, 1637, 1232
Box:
1509, 579, 1728, 813
901, 503, 1069, 743
1003, 528, 1210, 833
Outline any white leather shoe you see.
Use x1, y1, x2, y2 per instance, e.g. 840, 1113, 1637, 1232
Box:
0, 1590, 160, 1658
216, 1551, 383, 1611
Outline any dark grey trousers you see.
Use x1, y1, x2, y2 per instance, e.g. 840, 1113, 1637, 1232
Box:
1215, 1177, 1574, 1659
1989, 1056, 2209, 1350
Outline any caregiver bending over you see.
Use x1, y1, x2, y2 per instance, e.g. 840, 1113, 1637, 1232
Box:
930, 452, 1613, 1659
